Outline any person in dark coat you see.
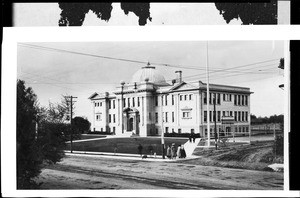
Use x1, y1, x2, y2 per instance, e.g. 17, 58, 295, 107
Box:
138, 144, 143, 156
180, 145, 186, 158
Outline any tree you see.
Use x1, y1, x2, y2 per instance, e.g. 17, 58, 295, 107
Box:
17, 80, 42, 188
58, 3, 151, 26
215, 1, 277, 25
17, 80, 68, 189
72, 116, 91, 134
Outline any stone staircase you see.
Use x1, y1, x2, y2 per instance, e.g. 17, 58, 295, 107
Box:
183, 138, 201, 157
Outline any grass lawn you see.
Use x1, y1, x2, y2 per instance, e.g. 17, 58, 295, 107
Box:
66, 137, 188, 155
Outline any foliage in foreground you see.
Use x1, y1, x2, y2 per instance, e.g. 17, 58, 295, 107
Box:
17, 80, 68, 189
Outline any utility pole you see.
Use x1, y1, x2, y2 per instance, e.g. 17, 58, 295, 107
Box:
213, 98, 218, 150
206, 41, 211, 146
161, 95, 165, 159
65, 95, 77, 153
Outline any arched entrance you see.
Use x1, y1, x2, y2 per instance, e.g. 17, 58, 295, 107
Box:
123, 107, 140, 135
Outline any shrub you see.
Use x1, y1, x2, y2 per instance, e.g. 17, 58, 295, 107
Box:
274, 135, 283, 156
164, 132, 200, 138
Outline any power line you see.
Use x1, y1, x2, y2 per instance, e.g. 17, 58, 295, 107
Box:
18, 43, 281, 73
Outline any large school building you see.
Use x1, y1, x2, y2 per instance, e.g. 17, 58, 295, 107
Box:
89, 63, 252, 138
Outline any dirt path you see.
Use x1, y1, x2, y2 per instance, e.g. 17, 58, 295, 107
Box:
36, 155, 283, 190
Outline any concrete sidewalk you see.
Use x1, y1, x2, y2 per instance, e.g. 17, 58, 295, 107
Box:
64, 150, 200, 162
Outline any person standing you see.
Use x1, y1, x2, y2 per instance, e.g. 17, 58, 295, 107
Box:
166, 145, 171, 159
138, 144, 143, 156
171, 143, 177, 159
180, 145, 186, 158
177, 145, 181, 159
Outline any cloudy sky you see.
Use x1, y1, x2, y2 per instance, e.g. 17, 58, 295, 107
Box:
17, 40, 284, 122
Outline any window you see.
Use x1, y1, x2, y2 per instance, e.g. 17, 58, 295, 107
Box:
122, 99, 125, 107
113, 100, 115, 109
113, 114, 116, 123
172, 128, 175, 133
156, 128, 158, 134
155, 113, 158, 123
184, 95, 187, 100
223, 94, 226, 101
165, 112, 168, 122
178, 128, 181, 134
234, 95, 237, 105
183, 111, 191, 118
180, 95, 183, 101
242, 112, 244, 121
109, 100, 111, 109
191, 129, 194, 133
217, 93, 220, 104
238, 95, 241, 105
109, 114, 111, 123
165, 127, 169, 133
113, 127, 116, 133
234, 111, 237, 121
149, 113, 152, 121
217, 111, 221, 122
127, 98, 130, 107
209, 93, 212, 104
189, 94, 192, 100
229, 94, 232, 101
245, 96, 248, 106
172, 95, 174, 105
204, 92, 207, 104
132, 97, 135, 107
138, 97, 140, 107
213, 111, 216, 122
204, 111, 207, 122
165, 95, 168, 106
172, 112, 174, 123
230, 111, 233, 117
238, 111, 241, 121
222, 111, 225, 117
210, 111, 212, 122
241, 95, 244, 106
95, 103, 97, 107
96, 114, 101, 121
245, 112, 248, 121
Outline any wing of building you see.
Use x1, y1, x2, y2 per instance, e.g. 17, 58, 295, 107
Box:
88, 63, 253, 138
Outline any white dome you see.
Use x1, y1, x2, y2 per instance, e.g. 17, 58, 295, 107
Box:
131, 64, 170, 86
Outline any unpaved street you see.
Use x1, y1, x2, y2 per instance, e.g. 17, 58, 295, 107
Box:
37, 154, 283, 190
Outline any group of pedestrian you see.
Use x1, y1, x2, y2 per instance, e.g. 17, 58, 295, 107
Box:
166, 143, 186, 159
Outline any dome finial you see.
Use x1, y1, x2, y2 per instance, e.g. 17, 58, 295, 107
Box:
147, 62, 151, 67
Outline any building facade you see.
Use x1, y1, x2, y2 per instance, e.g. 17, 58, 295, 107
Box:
89, 63, 252, 138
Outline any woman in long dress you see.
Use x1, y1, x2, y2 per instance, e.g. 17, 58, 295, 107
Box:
177, 145, 181, 159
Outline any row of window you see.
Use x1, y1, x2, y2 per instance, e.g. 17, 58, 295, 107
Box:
155, 94, 193, 106
203, 92, 248, 106
95, 114, 116, 123
204, 111, 248, 122
205, 126, 249, 133
95, 102, 102, 107
154, 111, 191, 123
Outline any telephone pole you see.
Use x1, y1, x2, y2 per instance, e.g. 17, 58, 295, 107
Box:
65, 96, 78, 153
213, 98, 218, 150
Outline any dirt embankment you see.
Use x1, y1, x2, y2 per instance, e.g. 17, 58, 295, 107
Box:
186, 141, 283, 171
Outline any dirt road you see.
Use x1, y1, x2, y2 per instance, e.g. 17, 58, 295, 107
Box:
37, 154, 283, 190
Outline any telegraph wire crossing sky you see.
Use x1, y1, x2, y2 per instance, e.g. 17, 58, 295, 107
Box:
17, 41, 284, 122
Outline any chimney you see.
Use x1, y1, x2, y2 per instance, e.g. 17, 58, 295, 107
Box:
175, 70, 182, 83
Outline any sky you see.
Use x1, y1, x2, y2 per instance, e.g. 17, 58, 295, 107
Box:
17, 41, 285, 122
